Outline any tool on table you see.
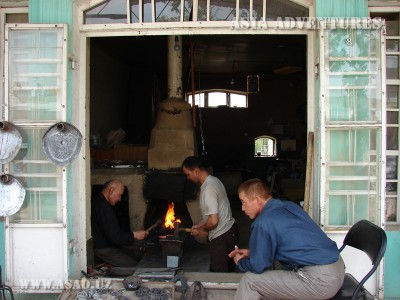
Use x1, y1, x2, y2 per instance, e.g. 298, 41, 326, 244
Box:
173, 222, 191, 237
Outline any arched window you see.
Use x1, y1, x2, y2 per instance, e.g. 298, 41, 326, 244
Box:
255, 136, 276, 157
186, 89, 247, 108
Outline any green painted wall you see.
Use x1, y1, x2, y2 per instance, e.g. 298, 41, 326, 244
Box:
316, 0, 368, 18
0, 221, 4, 283
385, 232, 400, 298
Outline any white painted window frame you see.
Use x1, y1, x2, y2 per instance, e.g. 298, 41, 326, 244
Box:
0, 6, 29, 121
369, 6, 400, 226
318, 20, 387, 229
4, 24, 69, 292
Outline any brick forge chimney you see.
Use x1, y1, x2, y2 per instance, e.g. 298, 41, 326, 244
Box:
148, 36, 196, 170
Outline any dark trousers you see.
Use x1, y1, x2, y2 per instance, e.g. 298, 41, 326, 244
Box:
209, 222, 239, 272
94, 244, 144, 267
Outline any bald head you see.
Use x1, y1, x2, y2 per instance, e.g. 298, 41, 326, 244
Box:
102, 179, 125, 206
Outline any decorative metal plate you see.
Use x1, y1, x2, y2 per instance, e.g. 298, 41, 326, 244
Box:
0, 174, 25, 217
42, 122, 83, 166
0, 121, 22, 164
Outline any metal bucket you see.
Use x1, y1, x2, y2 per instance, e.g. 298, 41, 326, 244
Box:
42, 122, 83, 166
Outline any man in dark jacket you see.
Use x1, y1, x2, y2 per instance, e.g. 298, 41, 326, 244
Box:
91, 179, 148, 266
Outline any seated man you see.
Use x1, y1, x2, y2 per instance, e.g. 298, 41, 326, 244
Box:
229, 178, 345, 299
91, 179, 148, 267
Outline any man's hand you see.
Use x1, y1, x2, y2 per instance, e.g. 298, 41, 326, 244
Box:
133, 230, 149, 240
191, 224, 209, 237
228, 245, 250, 265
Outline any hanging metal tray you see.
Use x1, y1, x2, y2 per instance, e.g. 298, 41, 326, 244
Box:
0, 174, 25, 217
0, 121, 22, 164
42, 122, 83, 166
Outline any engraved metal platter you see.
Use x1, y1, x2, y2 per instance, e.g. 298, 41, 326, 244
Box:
0, 121, 22, 164
0, 174, 25, 217
42, 122, 83, 166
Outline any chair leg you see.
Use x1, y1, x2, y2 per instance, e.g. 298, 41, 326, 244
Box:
0, 286, 15, 300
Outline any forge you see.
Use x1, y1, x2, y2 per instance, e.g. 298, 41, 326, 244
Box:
113, 35, 206, 272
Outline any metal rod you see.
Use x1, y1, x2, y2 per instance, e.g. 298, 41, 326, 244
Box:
303, 131, 314, 213
146, 219, 162, 232
190, 36, 196, 128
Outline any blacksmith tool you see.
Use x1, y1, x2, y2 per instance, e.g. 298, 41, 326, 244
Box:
146, 219, 161, 232
173, 222, 191, 237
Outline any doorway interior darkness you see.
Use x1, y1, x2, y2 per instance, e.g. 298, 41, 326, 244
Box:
88, 33, 308, 232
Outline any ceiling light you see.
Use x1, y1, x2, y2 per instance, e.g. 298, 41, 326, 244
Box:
230, 61, 235, 85
174, 36, 180, 51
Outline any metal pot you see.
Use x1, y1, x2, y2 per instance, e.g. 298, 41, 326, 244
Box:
0, 174, 25, 217
42, 122, 82, 166
0, 121, 22, 164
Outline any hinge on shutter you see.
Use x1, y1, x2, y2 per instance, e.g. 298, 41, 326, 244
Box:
314, 63, 319, 80
69, 239, 77, 253
68, 53, 76, 70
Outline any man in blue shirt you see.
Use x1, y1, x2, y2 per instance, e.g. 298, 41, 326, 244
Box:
229, 178, 345, 299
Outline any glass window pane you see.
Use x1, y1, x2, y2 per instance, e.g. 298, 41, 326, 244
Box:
387, 127, 399, 150
198, 0, 207, 21
156, 0, 181, 22
143, 1, 153, 22
325, 29, 382, 124
386, 182, 398, 193
130, 0, 140, 23
208, 92, 226, 106
84, 0, 127, 24
387, 111, 399, 124
386, 55, 399, 80
7, 127, 63, 223
328, 29, 379, 58
6, 13, 28, 23
328, 88, 379, 122
230, 93, 246, 107
387, 85, 399, 109
254, 136, 276, 157
265, 0, 308, 20
252, 0, 263, 21
387, 20, 399, 36
387, 39, 399, 52
210, 0, 236, 21
386, 196, 397, 222
326, 129, 380, 226
10, 190, 63, 223
6, 27, 66, 226
387, 156, 398, 180
376, 13, 399, 36
183, 0, 193, 21
8, 30, 64, 122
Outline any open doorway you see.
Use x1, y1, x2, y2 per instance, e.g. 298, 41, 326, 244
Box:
88, 33, 307, 265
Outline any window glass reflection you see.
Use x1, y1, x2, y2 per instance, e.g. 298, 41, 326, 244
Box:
85, 0, 127, 24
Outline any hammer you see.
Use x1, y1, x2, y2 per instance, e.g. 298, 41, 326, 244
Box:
146, 220, 162, 232
174, 222, 191, 237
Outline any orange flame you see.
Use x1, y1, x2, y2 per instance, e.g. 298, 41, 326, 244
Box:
164, 202, 181, 229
